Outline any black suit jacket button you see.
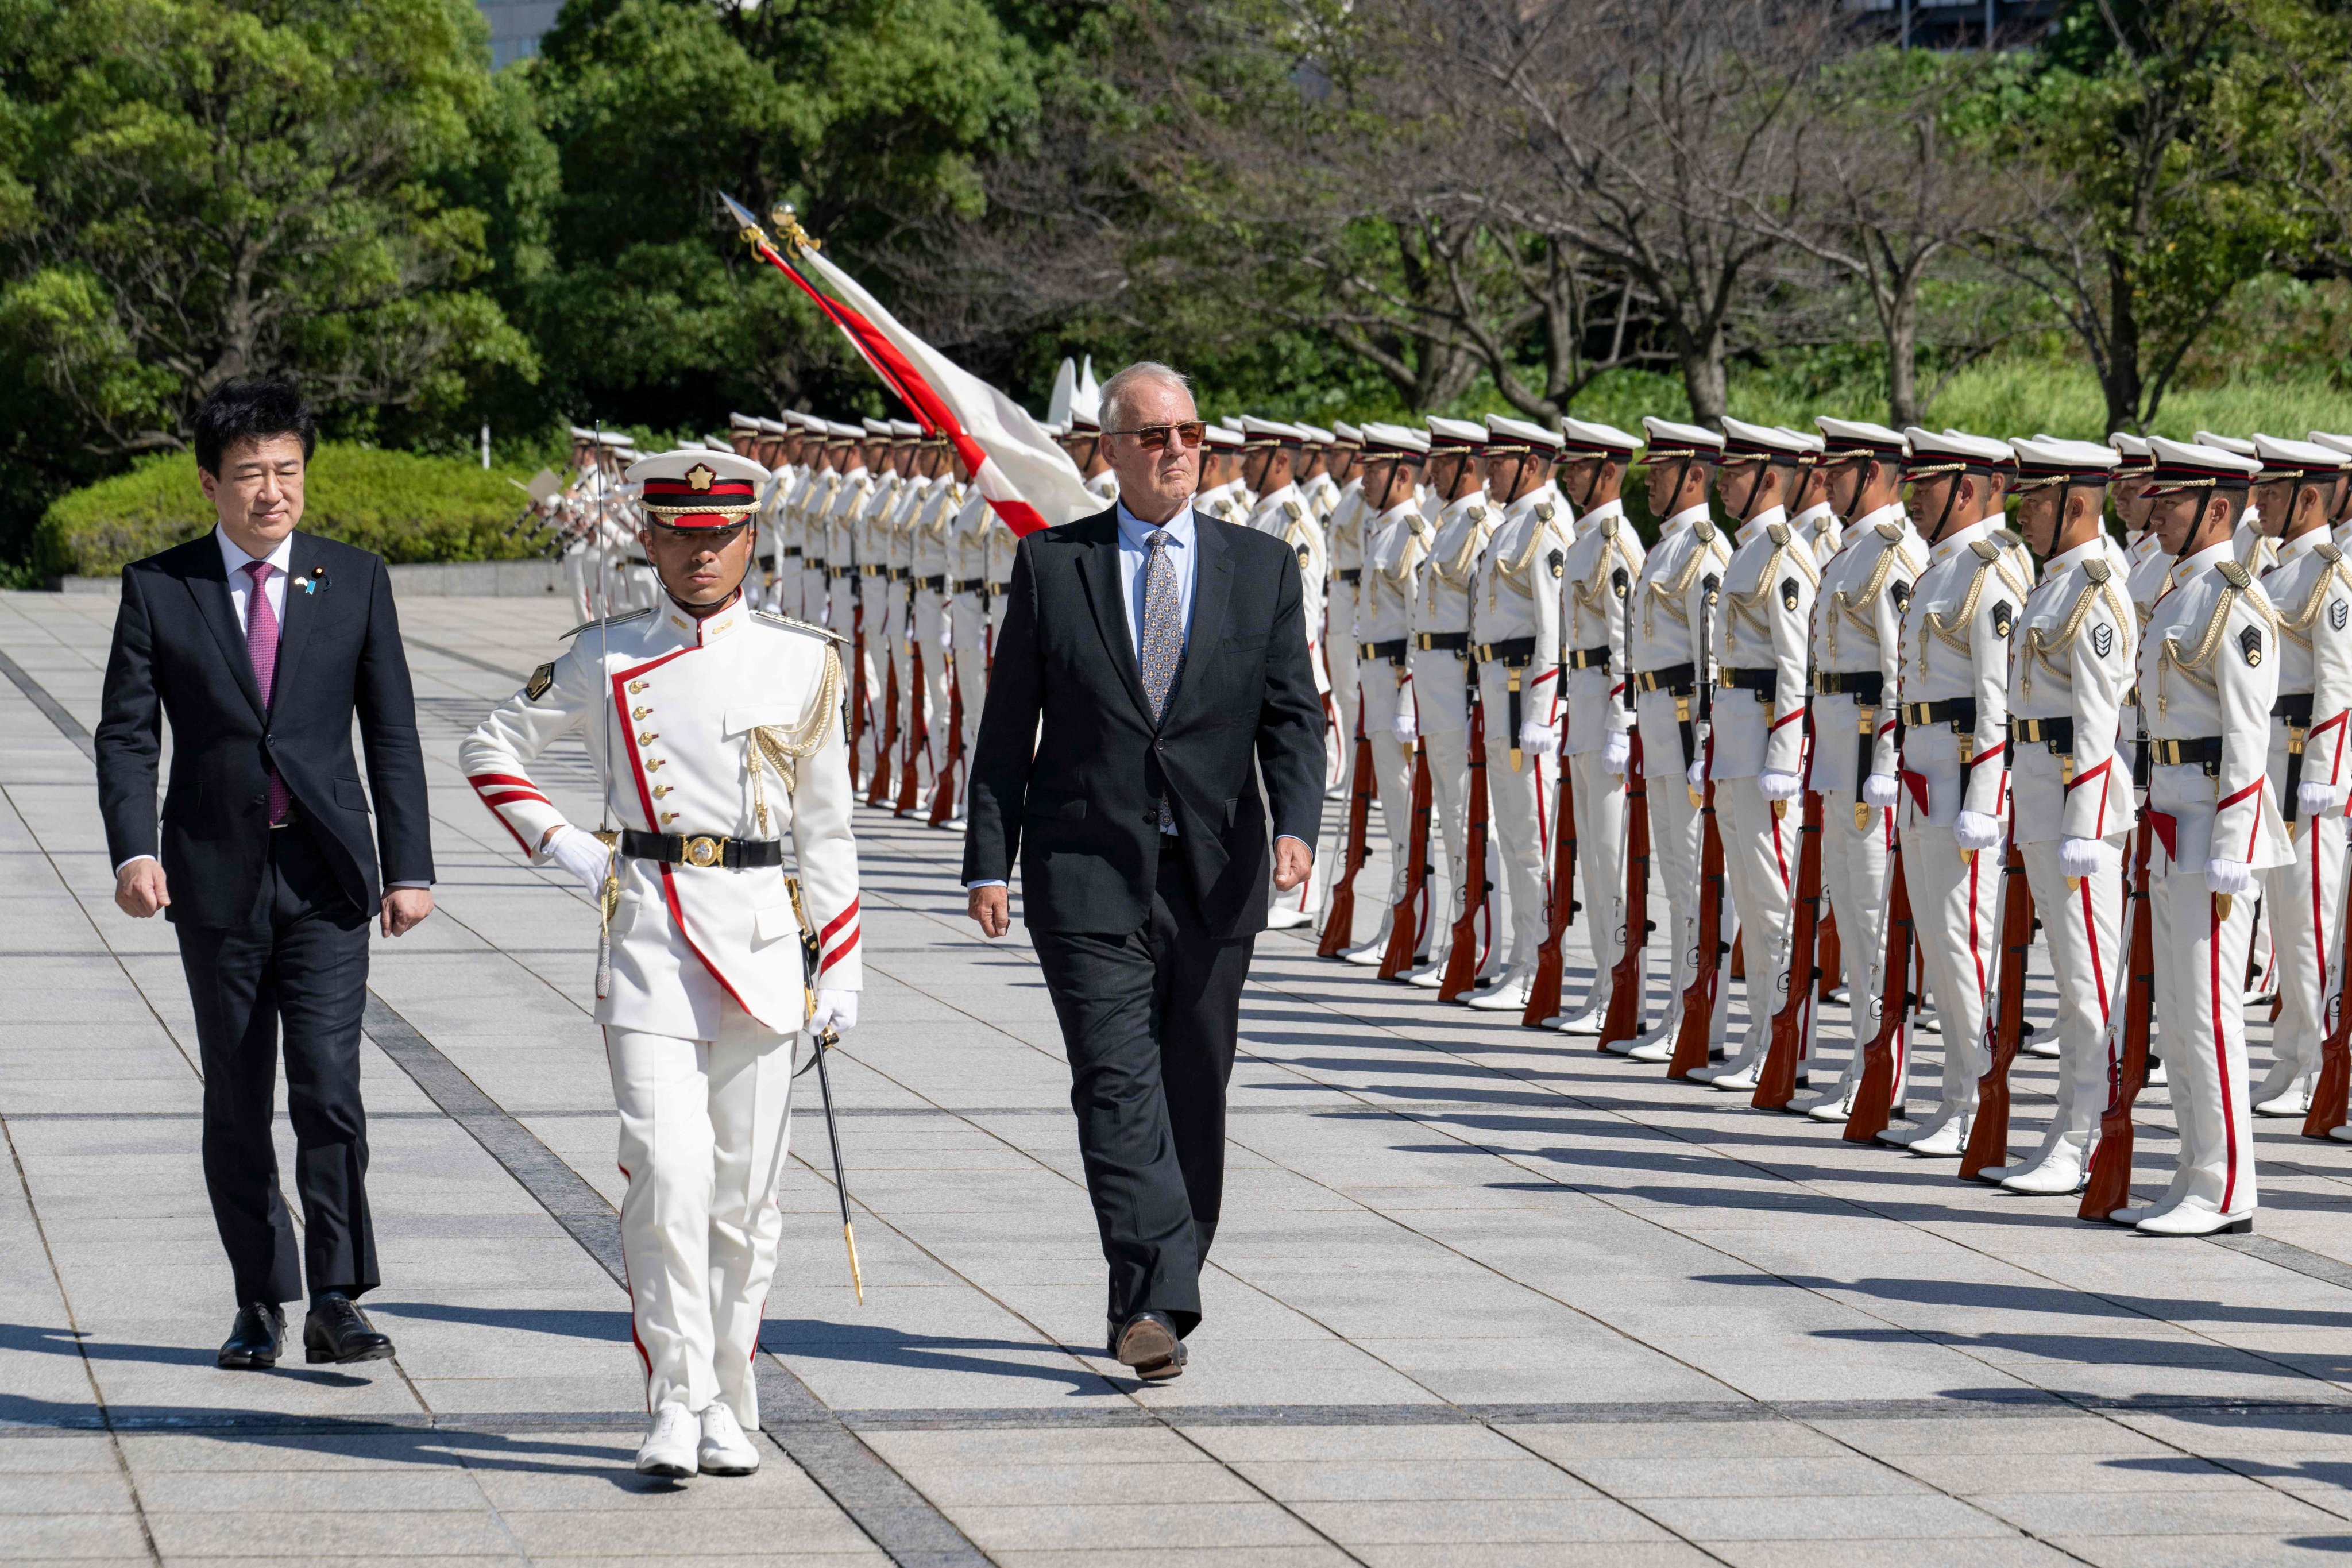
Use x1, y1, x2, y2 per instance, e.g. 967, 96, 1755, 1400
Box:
250, 794, 266, 808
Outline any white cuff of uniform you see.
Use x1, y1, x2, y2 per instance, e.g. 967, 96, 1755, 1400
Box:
113, 853, 159, 878
965, 879, 1008, 890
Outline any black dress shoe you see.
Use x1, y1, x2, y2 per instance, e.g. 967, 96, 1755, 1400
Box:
303, 1293, 395, 1365
1110, 1311, 1188, 1382
217, 1302, 285, 1369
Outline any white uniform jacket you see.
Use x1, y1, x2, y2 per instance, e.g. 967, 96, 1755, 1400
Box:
1470, 489, 1570, 688
1325, 479, 1368, 654
2262, 530, 2352, 801
1797, 500, 1841, 569
1711, 506, 1817, 780
1630, 505, 1728, 678
1417, 493, 1494, 640
1809, 504, 1921, 794
1558, 498, 1644, 754
1894, 518, 2035, 826
2138, 540, 2293, 872
1360, 501, 1429, 649
2008, 536, 2137, 845
459, 602, 863, 1039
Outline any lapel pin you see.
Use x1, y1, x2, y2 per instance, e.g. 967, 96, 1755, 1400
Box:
300, 566, 328, 596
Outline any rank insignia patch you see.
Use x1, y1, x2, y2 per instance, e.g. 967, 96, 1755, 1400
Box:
2334, 600, 2349, 632
1779, 577, 1800, 611
526, 662, 555, 701
2242, 625, 2264, 666
1991, 600, 2014, 638
1890, 580, 1911, 612
1612, 566, 1630, 600
1548, 547, 1566, 580
2091, 622, 2114, 659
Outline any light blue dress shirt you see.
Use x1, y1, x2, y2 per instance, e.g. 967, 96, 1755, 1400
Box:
1114, 502, 1198, 660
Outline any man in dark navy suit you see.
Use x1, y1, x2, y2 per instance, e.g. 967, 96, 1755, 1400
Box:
961, 361, 1325, 1381
96, 380, 435, 1369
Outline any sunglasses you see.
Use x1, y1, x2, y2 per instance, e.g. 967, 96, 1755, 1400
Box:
1108, 421, 1208, 451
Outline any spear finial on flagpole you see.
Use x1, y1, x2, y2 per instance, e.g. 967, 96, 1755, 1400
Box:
770, 203, 820, 253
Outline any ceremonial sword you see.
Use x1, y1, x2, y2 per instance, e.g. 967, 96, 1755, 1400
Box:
789, 876, 866, 1305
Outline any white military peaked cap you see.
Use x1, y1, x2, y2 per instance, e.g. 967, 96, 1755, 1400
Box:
2144, 435, 2260, 495
860, 416, 894, 438
827, 420, 864, 440
2252, 432, 2350, 474
887, 419, 922, 439
729, 413, 760, 431
1903, 426, 2011, 469
1239, 415, 1308, 444
1297, 423, 1336, 445
1362, 422, 1431, 454
625, 447, 771, 526
1640, 416, 1723, 457
1558, 416, 1641, 456
2010, 435, 2119, 489
1817, 416, 1906, 457
2194, 430, 2258, 458
1204, 424, 1245, 449
1718, 415, 1810, 462
2310, 430, 2352, 457
1424, 415, 1487, 447
1484, 414, 1563, 451
1331, 422, 1364, 445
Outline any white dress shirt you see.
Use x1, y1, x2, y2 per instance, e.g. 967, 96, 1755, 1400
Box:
217, 526, 294, 632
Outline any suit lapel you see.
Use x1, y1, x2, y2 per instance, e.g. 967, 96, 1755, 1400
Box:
186, 539, 265, 720
1075, 517, 1156, 725
268, 533, 321, 717
1167, 510, 1233, 721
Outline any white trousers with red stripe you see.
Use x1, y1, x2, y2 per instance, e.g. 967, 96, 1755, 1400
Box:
2148, 868, 2260, 1218
1714, 778, 1798, 1072
913, 588, 952, 793
2019, 836, 2125, 1160
1411, 652, 1494, 977
1562, 745, 1630, 1019
1899, 825, 2002, 1126
1357, 663, 1427, 955
1816, 794, 1901, 1102
1477, 661, 1559, 975
1634, 692, 1703, 1039
2256, 813, 2346, 1100
606, 1001, 797, 1428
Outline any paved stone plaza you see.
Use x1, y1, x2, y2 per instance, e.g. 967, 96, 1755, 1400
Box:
7, 585, 2352, 1566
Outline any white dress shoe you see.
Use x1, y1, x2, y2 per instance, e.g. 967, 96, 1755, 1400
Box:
1802, 1086, 1857, 1123
1824, 986, 1851, 1006
1707, 1063, 1763, 1093
1406, 963, 1446, 988
1626, 1034, 1678, 1063
1999, 1149, 2087, 1195
2022, 1026, 2060, 1060
1913, 1011, 1940, 1035
2136, 1204, 2254, 1237
636, 1404, 699, 1479
1341, 937, 1390, 967
1899, 1115, 1971, 1157
2254, 1090, 2313, 1118
2332, 1123, 2352, 1142
1555, 1006, 1605, 1036
697, 1404, 760, 1476
1266, 906, 1317, 930
2145, 1057, 2168, 1087
1466, 974, 1532, 1011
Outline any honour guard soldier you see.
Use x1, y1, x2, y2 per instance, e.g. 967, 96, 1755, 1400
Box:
2199, 431, 2277, 576
1239, 418, 1330, 926
755, 418, 798, 616
1615, 419, 1730, 1056
459, 447, 862, 1477
1405, 417, 1499, 987
826, 422, 876, 745
1465, 415, 1573, 1012
1550, 416, 1647, 1033
910, 443, 966, 811
2247, 435, 2352, 1117
1993, 438, 2135, 1194
2118, 438, 2290, 1233
1872, 427, 2031, 1154
1789, 432, 1841, 566
1300, 424, 1347, 522
1196, 426, 1249, 521
1323, 423, 1370, 792
866, 422, 920, 791
1688, 419, 1818, 1092
1797, 418, 1924, 1122
1343, 426, 1435, 964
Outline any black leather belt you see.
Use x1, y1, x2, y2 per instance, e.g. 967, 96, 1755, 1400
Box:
914, 574, 947, 592
861, 564, 889, 577
829, 565, 858, 579
1718, 666, 1777, 699
1334, 568, 1362, 584
1636, 663, 1697, 697
758, 554, 775, 570
1415, 631, 1470, 653
1474, 635, 1538, 667
1813, 669, 1883, 704
2274, 692, 2315, 725
952, 577, 988, 594
2150, 736, 2223, 777
891, 567, 911, 582
2010, 715, 2075, 754
1901, 697, 1978, 729
1362, 638, 1408, 663
783, 546, 803, 558
620, 830, 785, 870
1566, 644, 1611, 671
628, 556, 650, 567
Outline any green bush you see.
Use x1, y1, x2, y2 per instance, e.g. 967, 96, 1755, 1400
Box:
38, 445, 549, 577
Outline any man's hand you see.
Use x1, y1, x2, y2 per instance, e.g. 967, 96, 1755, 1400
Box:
381, 888, 434, 938
114, 859, 169, 919
969, 884, 1011, 939
1273, 835, 1312, 892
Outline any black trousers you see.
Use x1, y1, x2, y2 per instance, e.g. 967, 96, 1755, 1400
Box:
175, 821, 376, 1305
1030, 851, 1253, 1337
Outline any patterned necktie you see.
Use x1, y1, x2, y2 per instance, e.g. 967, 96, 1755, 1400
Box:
244, 560, 289, 826
1139, 530, 1182, 831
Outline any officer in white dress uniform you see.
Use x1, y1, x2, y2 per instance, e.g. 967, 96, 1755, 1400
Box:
1689, 419, 1818, 1092
1342, 426, 1436, 965
1546, 417, 1647, 1033
2115, 438, 2291, 1234
2245, 434, 2352, 1117
1872, 428, 2032, 1155
1990, 438, 2135, 1195
1463, 416, 1572, 1013
460, 448, 861, 1477
1617, 419, 1731, 1059
1321, 423, 1369, 822
909, 445, 965, 810
1238, 418, 1335, 928
1796, 419, 1924, 1122
947, 476, 1017, 826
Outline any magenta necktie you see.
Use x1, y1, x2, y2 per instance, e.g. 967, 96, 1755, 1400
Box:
244, 560, 289, 826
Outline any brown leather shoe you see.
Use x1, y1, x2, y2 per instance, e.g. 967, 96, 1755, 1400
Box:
1111, 1311, 1188, 1382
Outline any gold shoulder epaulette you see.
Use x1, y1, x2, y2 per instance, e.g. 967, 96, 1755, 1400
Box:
1283, 500, 1303, 523
1969, 539, 2001, 562
561, 607, 654, 639
1534, 501, 1556, 523
1992, 527, 2027, 553
1600, 513, 1617, 538
2084, 559, 2112, 585
1875, 522, 1905, 543
751, 608, 849, 645
1694, 520, 1717, 544
2319, 542, 2344, 565
2217, 559, 2253, 589
1766, 520, 1791, 548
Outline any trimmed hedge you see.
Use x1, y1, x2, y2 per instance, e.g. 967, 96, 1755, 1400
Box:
40, 445, 547, 577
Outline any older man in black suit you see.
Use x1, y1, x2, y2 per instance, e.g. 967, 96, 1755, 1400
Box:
962, 361, 1325, 1381
96, 379, 436, 1370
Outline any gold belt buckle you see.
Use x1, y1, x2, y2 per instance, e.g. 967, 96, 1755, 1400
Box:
684, 835, 724, 868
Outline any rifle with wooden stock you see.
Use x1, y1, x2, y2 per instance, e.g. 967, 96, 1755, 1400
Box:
895, 639, 925, 814
2080, 820, 2156, 1218
2304, 870, 2352, 1138
1597, 733, 1651, 1048
1961, 840, 2036, 1180
847, 600, 867, 792
1438, 698, 1494, 1001
925, 659, 963, 827
1754, 747, 1824, 1110
1667, 760, 1726, 1079
1843, 836, 1917, 1142
1379, 743, 1436, 979
1521, 735, 1579, 1025
1320, 697, 1377, 958
866, 634, 898, 809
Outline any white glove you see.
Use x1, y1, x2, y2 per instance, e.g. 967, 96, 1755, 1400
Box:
1687, 759, 1707, 788
1953, 809, 2003, 853
543, 824, 613, 894
807, 988, 859, 1035
2206, 858, 2253, 897
1519, 719, 1559, 758
1756, 770, 1803, 802
1861, 771, 1900, 809
2059, 836, 2112, 879
1601, 730, 1630, 774
2301, 780, 2342, 818
1393, 708, 1418, 744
